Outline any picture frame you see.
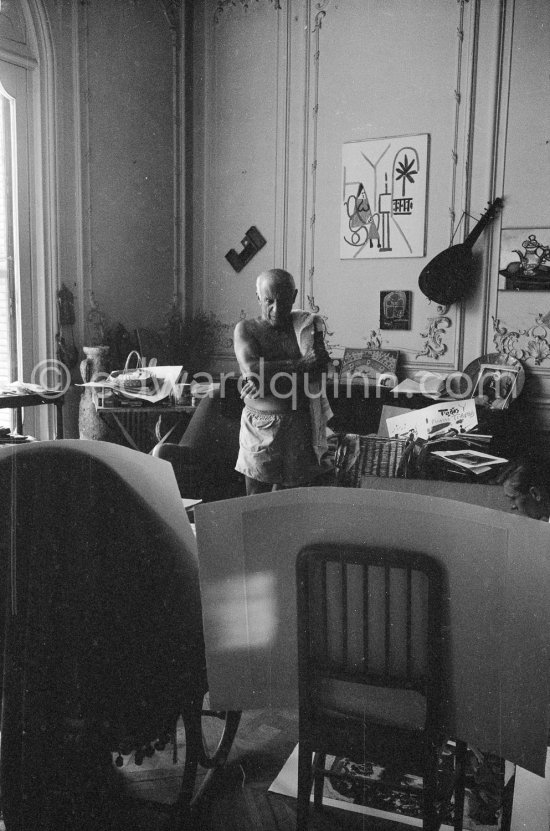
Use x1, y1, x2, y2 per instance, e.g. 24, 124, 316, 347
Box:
380, 290, 412, 330
341, 133, 429, 259
472, 364, 520, 409
498, 228, 550, 291
339, 348, 399, 387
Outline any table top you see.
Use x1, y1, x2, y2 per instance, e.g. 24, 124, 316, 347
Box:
0, 392, 65, 407
95, 403, 196, 414
93, 387, 197, 415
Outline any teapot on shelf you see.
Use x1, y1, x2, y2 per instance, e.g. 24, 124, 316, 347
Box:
513, 234, 547, 276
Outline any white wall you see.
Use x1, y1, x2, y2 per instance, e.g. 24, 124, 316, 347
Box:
46, 0, 176, 344
12, 0, 178, 437
191, 0, 550, 434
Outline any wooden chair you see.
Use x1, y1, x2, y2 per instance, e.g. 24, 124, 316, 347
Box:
295, 543, 467, 831
0, 440, 240, 831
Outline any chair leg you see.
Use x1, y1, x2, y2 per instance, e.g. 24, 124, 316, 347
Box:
453, 741, 467, 831
499, 769, 515, 831
313, 752, 326, 809
297, 741, 314, 831
169, 703, 202, 831
423, 741, 442, 831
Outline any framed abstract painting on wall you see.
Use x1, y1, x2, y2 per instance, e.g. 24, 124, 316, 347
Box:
380, 290, 412, 330
341, 133, 429, 260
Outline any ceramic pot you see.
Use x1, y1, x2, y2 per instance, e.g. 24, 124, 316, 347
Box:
78, 346, 115, 441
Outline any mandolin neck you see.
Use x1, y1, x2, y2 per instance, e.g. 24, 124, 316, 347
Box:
462, 198, 503, 250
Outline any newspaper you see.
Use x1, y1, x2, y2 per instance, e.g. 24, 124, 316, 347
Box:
386, 398, 477, 440
77, 365, 184, 404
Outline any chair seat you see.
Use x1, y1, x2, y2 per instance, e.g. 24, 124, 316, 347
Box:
314, 677, 427, 730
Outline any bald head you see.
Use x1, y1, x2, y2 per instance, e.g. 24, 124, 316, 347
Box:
256, 269, 296, 295
256, 269, 297, 327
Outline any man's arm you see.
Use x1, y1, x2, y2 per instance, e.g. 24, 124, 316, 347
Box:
234, 319, 321, 400
300, 327, 331, 374
233, 319, 300, 379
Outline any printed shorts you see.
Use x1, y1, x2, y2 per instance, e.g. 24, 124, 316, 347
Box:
235, 405, 321, 487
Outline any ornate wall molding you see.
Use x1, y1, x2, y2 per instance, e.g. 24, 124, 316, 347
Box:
158, 0, 184, 317
416, 309, 452, 360
159, 0, 181, 30
299, 0, 330, 312
493, 314, 550, 366
214, 0, 281, 24
448, 0, 477, 246
413, 0, 476, 366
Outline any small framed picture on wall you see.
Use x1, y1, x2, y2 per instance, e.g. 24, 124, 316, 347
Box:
380, 290, 412, 330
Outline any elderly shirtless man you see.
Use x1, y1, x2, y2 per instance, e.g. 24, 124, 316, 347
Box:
233, 268, 332, 495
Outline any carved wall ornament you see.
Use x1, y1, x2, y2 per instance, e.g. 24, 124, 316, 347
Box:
214, 0, 281, 23
416, 311, 452, 360
324, 329, 382, 360
159, 0, 182, 30
492, 314, 550, 365
363, 330, 384, 350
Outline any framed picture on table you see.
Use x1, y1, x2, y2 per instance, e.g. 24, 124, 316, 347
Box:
471, 364, 520, 409
339, 348, 399, 388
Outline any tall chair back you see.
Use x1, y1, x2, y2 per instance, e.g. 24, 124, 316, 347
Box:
295, 543, 464, 831
0, 440, 206, 830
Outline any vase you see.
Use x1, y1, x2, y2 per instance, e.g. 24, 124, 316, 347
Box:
78, 346, 116, 441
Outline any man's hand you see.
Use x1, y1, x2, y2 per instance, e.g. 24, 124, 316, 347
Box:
240, 376, 260, 399
298, 333, 331, 373
297, 348, 319, 371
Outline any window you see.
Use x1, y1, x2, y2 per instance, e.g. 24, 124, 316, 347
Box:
0, 81, 18, 383
0, 0, 54, 436
0, 66, 25, 428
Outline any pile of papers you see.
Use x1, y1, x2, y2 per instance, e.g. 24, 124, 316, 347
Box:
391, 370, 449, 397
0, 381, 56, 396
385, 399, 509, 476
79, 365, 184, 404
431, 449, 509, 476
386, 399, 478, 441
0, 427, 31, 444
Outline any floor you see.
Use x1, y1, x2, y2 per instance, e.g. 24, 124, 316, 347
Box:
125, 707, 416, 831
116, 707, 550, 831
0, 706, 547, 830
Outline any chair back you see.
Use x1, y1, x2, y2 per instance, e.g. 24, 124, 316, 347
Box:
296, 544, 445, 736
0, 440, 206, 829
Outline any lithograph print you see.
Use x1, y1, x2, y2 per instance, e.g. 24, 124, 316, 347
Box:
341, 134, 429, 259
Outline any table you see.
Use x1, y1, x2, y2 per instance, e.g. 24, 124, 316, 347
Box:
327, 384, 522, 459
0, 392, 64, 438
94, 398, 196, 452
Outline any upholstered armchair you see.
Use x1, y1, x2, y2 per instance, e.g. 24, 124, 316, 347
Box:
152, 384, 245, 502
0, 440, 239, 830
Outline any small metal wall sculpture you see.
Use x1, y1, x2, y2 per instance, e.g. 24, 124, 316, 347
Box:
225, 226, 267, 273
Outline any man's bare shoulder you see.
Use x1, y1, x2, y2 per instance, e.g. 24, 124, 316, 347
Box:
234, 317, 265, 340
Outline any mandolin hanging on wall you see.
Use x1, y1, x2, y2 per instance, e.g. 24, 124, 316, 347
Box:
418, 197, 504, 306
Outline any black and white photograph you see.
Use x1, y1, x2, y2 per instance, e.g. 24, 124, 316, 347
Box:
0, 1, 549, 830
